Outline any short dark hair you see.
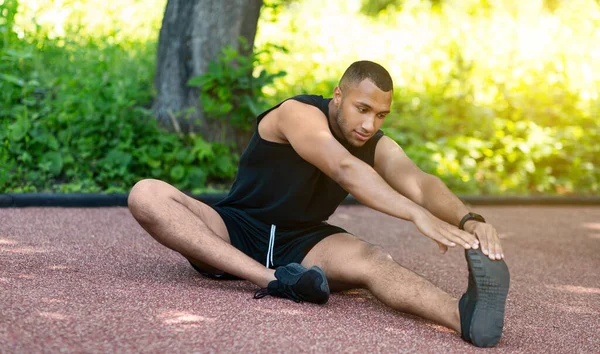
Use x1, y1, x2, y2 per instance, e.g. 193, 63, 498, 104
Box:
339, 60, 393, 92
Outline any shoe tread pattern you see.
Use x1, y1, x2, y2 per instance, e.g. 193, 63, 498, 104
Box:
466, 250, 510, 347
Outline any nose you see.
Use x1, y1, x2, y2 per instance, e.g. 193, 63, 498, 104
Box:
361, 115, 376, 134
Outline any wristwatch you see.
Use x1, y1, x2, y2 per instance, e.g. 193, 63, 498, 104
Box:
459, 212, 486, 230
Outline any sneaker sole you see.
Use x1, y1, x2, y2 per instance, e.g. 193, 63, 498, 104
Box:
466, 249, 510, 347
306, 266, 330, 304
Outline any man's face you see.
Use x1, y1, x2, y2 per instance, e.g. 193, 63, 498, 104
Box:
334, 79, 392, 147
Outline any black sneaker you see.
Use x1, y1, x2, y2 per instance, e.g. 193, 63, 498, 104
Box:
253, 263, 330, 304
459, 249, 510, 347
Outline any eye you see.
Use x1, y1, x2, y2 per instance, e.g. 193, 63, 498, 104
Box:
377, 113, 387, 119
357, 106, 367, 113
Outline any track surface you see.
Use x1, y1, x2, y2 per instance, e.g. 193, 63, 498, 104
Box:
1, 206, 599, 353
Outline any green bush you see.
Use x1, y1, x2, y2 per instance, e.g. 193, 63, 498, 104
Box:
188, 40, 286, 135
2, 0, 599, 196
386, 54, 600, 195
0, 0, 236, 194
256, 0, 600, 195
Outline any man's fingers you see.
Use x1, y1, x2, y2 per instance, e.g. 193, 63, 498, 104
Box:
478, 231, 490, 257
431, 232, 456, 248
448, 226, 479, 249
489, 236, 498, 260
497, 235, 505, 259
436, 241, 448, 254
491, 230, 504, 260
438, 224, 476, 249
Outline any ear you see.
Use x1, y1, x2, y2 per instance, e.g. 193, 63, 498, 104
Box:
333, 86, 342, 106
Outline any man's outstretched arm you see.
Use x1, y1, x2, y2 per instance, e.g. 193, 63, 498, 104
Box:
374, 136, 504, 260
276, 100, 477, 252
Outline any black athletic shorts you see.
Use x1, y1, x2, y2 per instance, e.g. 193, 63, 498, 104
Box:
189, 205, 348, 280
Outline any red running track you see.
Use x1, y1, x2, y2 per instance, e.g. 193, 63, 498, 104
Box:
1, 205, 599, 353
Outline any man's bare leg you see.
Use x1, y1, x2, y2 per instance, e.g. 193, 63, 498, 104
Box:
128, 179, 275, 287
302, 233, 461, 332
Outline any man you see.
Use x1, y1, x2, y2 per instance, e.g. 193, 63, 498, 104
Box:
128, 61, 510, 348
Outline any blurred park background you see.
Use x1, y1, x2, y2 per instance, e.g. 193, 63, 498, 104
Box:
1, 0, 599, 196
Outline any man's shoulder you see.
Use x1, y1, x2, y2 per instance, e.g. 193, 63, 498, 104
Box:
288, 94, 326, 102
284, 94, 330, 115
278, 97, 327, 117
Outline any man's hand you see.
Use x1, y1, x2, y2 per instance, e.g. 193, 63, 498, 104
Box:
412, 210, 480, 254
464, 221, 504, 260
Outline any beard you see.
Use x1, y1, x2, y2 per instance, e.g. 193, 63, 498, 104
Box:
335, 107, 365, 148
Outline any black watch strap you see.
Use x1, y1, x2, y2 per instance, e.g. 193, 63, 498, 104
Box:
459, 212, 486, 230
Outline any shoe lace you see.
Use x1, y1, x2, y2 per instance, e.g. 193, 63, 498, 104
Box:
253, 284, 303, 303
253, 287, 270, 299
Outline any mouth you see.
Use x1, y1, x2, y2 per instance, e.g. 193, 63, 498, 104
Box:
354, 131, 370, 141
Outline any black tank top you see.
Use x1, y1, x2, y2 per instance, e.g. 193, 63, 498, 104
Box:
215, 95, 385, 228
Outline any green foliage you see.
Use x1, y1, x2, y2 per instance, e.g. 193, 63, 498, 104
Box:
2, 0, 599, 196
361, 0, 400, 16
188, 40, 286, 134
256, 0, 600, 195
262, 0, 296, 22
0, 0, 235, 194
387, 55, 600, 195
360, 0, 442, 15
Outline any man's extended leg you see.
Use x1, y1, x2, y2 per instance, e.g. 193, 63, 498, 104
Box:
127, 179, 275, 287
302, 233, 469, 333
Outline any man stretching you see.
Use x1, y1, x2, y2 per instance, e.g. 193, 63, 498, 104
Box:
128, 60, 510, 348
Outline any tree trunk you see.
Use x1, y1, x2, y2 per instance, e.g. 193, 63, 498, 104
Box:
153, 0, 263, 146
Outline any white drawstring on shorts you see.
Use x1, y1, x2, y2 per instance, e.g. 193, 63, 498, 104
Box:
266, 224, 276, 268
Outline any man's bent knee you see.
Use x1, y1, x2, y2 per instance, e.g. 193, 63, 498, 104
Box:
334, 242, 395, 287
362, 244, 394, 265
128, 179, 174, 223
305, 234, 396, 288
356, 244, 396, 286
